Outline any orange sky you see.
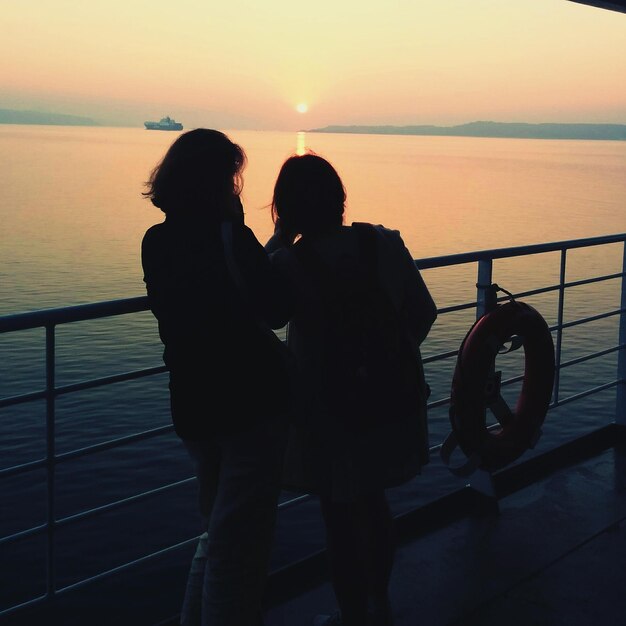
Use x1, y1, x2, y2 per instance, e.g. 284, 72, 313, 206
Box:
1, 0, 625, 129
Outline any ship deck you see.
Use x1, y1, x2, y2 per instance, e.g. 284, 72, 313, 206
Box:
263, 426, 626, 626
5, 424, 626, 626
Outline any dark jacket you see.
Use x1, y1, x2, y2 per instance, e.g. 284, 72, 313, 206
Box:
267, 223, 437, 499
142, 215, 293, 439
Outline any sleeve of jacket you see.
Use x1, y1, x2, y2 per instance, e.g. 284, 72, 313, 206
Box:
402, 243, 437, 345
383, 228, 437, 346
141, 225, 168, 320
233, 224, 294, 329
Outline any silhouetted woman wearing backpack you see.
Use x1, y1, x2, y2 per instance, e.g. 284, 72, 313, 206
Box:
266, 153, 437, 626
141, 129, 293, 626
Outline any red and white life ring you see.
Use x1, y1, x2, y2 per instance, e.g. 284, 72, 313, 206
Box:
441, 300, 555, 475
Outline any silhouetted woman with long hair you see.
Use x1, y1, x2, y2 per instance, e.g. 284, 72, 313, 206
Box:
141, 129, 292, 626
266, 153, 437, 626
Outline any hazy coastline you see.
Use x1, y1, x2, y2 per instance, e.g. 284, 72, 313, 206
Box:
309, 121, 626, 141
0, 108, 98, 126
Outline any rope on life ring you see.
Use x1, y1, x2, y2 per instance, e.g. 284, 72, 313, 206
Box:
440, 288, 555, 476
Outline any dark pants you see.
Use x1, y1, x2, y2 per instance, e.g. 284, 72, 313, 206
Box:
320, 490, 395, 626
180, 418, 287, 626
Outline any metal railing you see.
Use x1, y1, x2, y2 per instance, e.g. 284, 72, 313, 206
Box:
1, 232, 625, 618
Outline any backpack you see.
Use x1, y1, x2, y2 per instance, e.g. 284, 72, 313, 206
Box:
293, 222, 427, 428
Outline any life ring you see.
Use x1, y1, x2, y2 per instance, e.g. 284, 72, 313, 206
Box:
441, 300, 555, 475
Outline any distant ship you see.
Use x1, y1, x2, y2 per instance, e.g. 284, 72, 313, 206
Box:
144, 116, 183, 131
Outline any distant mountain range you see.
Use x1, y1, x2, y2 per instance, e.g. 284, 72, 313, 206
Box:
0, 109, 98, 126
309, 121, 626, 141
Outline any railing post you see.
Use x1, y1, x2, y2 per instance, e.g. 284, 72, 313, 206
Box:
45, 324, 56, 600
470, 259, 499, 505
617, 242, 626, 426
553, 249, 567, 406
476, 259, 495, 318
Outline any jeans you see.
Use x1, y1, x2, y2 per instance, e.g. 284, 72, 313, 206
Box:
180, 418, 287, 626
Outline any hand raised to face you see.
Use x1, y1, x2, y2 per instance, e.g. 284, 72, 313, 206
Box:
227, 194, 245, 224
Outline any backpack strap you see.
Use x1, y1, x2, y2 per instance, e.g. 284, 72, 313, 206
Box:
351, 222, 378, 277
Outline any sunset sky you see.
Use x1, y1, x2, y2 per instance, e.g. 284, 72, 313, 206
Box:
1, 0, 624, 130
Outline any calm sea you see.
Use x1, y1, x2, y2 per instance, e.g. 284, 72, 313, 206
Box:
1, 125, 625, 611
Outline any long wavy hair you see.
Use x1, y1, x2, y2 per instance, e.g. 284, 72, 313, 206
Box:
143, 128, 246, 218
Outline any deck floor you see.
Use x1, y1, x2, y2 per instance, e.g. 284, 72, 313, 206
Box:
265, 445, 626, 626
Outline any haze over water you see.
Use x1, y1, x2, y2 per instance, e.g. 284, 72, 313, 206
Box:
1, 124, 625, 315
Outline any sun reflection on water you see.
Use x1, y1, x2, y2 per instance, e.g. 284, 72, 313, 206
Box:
295, 131, 307, 155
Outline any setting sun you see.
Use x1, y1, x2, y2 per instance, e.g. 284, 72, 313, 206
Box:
296, 103, 308, 114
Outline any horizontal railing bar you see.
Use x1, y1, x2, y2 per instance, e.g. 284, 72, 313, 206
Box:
422, 342, 623, 380
427, 377, 619, 460
560, 344, 625, 370
0, 238, 626, 342
0, 236, 622, 336
393, 373, 590, 457
437, 272, 624, 319
500, 283, 559, 300
422, 349, 459, 365
550, 380, 620, 409
406, 366, 622, 442
0, 594, 47, 620
426, 372, 622, 431
435, 285, 568, 318
2, 311, 618, 418
56, 477, 196, 527
561, 271, 625, 289
0, 296, 149, 333
55, 365, 168, 398
278, 493, 313, 510
0, 366, 167, 410
437, 301, 478, 315
0, 523, 47, 547
54, 424, 174, 464
428, 421, 505, 455
503, 272, 625, 302
416, 233, 626, 270
425, 334, 623, 375
0, 457, 47, 479
428, 437, 447, 454
0, 477, 199, 544
55, 535, 200, 596
430, 271, 623, 328
427, 396, 451, 409
6, 490, 402, 543
501, 373, 525, 388
0, 491, 321, 550
0, 389, 46, 409
464, 346, 623, 392
551, 308, 624, 331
